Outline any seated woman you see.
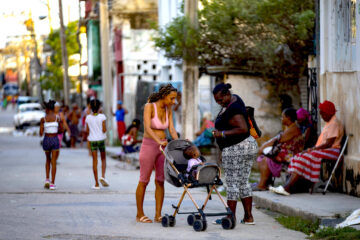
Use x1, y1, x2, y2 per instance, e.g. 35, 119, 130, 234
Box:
193, 112, 215, 147
297, 108, 317, 149
270, 101, 344, 196
254, 108, 304, 191
121, 119, 142, 153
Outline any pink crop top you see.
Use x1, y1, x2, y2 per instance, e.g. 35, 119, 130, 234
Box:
151, 103, 169, 130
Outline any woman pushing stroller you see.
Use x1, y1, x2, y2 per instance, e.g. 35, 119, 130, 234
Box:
135, 84, 179, 223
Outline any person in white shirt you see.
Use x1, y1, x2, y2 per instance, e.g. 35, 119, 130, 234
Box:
85, 99, 109, 189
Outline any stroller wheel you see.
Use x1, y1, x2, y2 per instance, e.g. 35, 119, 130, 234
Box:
201, 220, 207, 231
221, 217, 233, 230
161, 215, 170, 227
230, 216, 236, 229
193, 219, 203, 232
187, 214, 196, 226
169, 216, 176, 227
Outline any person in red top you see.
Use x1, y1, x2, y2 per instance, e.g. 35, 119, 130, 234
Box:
270, 100, 344, 196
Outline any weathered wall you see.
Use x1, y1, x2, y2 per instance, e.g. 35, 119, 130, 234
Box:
226, 75, 301, 144
320, 72, 360, 196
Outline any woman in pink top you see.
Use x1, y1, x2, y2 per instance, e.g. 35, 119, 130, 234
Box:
136, 84, 178, 223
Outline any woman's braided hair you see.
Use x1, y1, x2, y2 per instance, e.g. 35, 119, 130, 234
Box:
148, 84, 177, 103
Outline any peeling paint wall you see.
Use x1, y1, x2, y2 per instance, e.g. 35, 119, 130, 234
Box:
320, 72, 360, 196
320, 0, 360, 196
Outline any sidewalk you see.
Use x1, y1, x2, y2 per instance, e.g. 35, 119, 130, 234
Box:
108, 147, 360, 229
253, 191, 360, 228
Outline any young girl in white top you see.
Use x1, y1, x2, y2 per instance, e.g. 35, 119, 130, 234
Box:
85, 99, 109, 189
40, 100, 63, 190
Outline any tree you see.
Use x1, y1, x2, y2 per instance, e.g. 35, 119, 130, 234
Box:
39, 21, 79, 98
153, 0, 315, 83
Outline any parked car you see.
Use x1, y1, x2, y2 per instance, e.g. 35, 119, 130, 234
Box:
2, 83, 19, 96
17, 96, 39, 107
13, 103, 45, 129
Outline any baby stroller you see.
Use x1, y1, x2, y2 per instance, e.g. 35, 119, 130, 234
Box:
160, 139, 236, 231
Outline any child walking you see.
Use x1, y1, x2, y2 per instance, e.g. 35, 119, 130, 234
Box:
85, 99, 109, 189
40, 100, 63, 190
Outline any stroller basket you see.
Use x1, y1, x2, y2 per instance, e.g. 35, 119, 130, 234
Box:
160, 139, 235, 231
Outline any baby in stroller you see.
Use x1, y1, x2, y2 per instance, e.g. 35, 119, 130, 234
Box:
183, 145, 205, 180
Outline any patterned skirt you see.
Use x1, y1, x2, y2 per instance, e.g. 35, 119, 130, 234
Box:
222, 136, 258, 200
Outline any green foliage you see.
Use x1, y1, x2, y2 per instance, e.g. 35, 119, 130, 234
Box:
152, 17, 200, 61
153, 0, 315, 82
40, 21, 79, 96
309, 227, 360, 240
275, 215, 319, 235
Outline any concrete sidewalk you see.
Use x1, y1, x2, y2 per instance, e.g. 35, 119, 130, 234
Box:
109, 147, 360, 229
253, 191, 360, 228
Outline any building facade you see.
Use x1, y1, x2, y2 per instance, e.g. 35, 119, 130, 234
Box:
320, 0, 360, 196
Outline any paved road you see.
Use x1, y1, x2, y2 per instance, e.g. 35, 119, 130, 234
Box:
0, 108, 306, 240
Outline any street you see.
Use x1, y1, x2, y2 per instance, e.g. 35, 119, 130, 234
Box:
0, 109, 306, 240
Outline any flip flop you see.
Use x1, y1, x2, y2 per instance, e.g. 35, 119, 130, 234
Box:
154, 216, 162, 223
241, 219, 256, 225
136, 216, 153, 223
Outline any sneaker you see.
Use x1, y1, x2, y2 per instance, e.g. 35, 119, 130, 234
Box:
212, 219, 222, 225
269, 186, 290, 196
49, 184, 56, 190
44, 179, 50, 189
99, 177, 109, 187
91, 185, 100, 190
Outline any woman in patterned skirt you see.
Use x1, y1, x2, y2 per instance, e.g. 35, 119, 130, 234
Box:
212, 83, 258, 225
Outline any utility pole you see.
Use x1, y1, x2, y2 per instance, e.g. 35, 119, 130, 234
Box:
99, 0, 114, 145
182, 0, 199, 141
46, 0, 53, 32
77, 1, 83, 110
59, 0, 70, 105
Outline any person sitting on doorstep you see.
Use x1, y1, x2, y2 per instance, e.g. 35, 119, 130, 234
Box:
183, 145, 204, 179
193, 112, 215, 147
296, 108, 317, 149
270, 100, 344, 196
254, 108, 304, 191
122, 119, 142, 153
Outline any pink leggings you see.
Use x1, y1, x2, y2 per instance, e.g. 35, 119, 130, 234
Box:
139, 137, 165, 183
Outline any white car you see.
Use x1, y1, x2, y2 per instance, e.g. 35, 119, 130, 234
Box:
14, 103, 45, 129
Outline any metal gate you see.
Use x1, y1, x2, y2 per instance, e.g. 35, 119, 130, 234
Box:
307, 67, 318, 125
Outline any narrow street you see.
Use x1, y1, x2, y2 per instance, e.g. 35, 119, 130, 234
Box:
0, 109, 306, 240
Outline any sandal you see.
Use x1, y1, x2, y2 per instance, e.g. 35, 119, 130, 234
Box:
136, 216, 153, 223
154, 216, 162, 223
240, 219, 256, 225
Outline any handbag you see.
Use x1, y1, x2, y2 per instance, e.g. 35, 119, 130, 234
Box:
264, 139, 281, 158
246, 106, 262, 139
